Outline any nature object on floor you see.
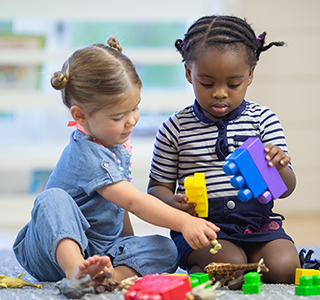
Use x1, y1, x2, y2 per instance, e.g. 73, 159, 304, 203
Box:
299, 248, 320, 270
187, 280, 226, 300
56, 272, 121, 299
204, 258, 269, 286
0, 272, 42, 289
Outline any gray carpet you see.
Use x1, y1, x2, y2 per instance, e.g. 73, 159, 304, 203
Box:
1, 248, 320, 300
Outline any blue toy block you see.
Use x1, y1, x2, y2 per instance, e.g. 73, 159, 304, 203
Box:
223, 148, 267, 202
239, 137, 287, 203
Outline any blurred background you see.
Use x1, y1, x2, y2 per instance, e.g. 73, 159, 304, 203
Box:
0, 0, 319, 248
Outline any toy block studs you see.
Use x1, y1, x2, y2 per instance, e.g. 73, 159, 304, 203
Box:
242, 272, 263, 294
295, 275, 320, 296
184, 173, 208, 217
223, 137, 287, 204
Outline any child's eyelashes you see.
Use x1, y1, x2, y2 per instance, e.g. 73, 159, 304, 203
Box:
200, 82, 213, 88
229, 83, 241, 89
113, 117, 123, 121
112, 106, 139, 122
199, 82, 241, 89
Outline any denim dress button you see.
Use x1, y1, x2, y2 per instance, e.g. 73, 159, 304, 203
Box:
227, 200, 236, 209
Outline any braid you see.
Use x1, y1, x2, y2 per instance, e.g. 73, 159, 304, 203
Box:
176, 15, 285, 66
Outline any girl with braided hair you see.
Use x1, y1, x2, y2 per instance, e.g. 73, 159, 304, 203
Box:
13, 38, 220, 282
148, 16, 300, 283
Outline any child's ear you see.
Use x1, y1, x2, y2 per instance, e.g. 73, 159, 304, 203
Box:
248, 65, 255, 86
184, 62, 192, 84
70, 105, 88, 126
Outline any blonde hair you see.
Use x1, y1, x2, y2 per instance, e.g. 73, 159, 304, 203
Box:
51, 37, 142, 115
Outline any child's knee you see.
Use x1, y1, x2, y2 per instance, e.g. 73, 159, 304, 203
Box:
34, 188, 73, 207
265, 254, 300, 283
150, 235, 178, 271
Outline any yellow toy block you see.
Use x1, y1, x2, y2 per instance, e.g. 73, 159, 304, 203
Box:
184, 173, 208, 218
295, 268, 320, 285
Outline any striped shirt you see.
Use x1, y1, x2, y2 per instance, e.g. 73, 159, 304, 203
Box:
149, 99, 290, 200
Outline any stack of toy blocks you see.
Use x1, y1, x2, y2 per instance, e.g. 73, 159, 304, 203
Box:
295, 275, 320, 296
242, 272, 263, 294
223, 137, 287, 203
184, 172, 208, 217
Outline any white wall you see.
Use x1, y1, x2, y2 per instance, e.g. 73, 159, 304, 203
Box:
1, 0, 319, 217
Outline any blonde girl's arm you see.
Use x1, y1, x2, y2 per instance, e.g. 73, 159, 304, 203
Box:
97, 181, 220, 249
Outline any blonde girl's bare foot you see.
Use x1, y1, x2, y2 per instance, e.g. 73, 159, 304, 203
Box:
71, 255, 114, 279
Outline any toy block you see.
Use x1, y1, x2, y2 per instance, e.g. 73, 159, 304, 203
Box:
189, 273, 210, 288
184, 173, 208, 217
295, 275, 320, 296
242, 272, 263, 294
295, 268, 320, 285
223, 148, 267, 202
239, 137, 287, 203
125, 274, 191, 300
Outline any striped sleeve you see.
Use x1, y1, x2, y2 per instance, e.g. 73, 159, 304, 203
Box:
150, 112, 181, 183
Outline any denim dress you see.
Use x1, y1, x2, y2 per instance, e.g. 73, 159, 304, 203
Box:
13, 130, 178, 281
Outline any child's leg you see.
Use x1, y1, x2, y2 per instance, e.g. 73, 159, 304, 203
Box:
14, 188, 92, 281
245, 239, 300, 283
187, 239, 247, 273
107, 235, 178, 277
56, 238, 114, 280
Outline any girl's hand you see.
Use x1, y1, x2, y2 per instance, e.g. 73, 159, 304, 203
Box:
170, 194, 197, 216
264, 144, 291, 173
181, 217, 220, 250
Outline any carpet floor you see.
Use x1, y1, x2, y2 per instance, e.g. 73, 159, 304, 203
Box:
1, 248, 320, 300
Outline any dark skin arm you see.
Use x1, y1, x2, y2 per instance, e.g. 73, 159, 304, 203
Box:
148, 180, 197, 215
148, 143, 295, 209
120, 210, 134, 237
264, 143, 296, 198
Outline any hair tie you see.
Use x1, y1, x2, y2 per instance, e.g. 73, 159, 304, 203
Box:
256, 37, 262, 41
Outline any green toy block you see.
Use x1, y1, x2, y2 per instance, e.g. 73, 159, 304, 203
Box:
189, 273, 210, 288
243, 272, 263, 294
295, 275, 320, 296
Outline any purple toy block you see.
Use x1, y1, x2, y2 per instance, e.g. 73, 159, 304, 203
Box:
223, 148, 268, 202
239, 137, 287, 202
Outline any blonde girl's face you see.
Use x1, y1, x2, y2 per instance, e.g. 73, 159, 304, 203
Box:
84, 86, 141, 148
185, 45, 255, 120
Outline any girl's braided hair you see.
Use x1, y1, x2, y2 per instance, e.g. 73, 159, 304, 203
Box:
175, 15, 285, 66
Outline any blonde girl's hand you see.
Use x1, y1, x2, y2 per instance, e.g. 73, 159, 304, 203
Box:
264, 144, 291, 173
181, 217, 220, 250
170, 194, 197, 216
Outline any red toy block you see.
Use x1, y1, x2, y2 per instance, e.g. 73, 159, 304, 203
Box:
239, 137, 287, 203
124, 274, 192, 300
